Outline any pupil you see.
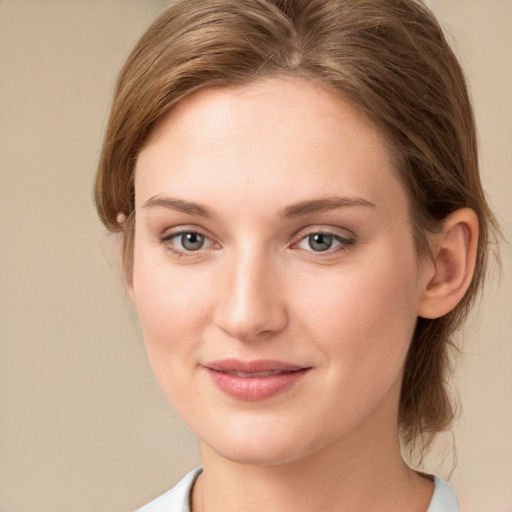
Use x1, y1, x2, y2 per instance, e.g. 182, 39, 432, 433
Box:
182, 233, 204, 250
309, 233, 332, 251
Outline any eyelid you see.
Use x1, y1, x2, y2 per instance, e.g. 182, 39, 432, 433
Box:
291, 226, 356, 254
159, 226, 219, 257
292, 225, 355, 242
159, 223, 217, 242
157, 224, 356, 258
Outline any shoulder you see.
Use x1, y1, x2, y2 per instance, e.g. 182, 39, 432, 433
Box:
427, 476, 459, 512
135, 467, 202, 512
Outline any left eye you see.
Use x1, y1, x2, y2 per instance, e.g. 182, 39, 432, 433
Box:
296, 233, 351, 252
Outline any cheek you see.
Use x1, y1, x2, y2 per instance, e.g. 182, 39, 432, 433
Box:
131, 264, 213, 415
131, 250, 214, 364
296, 255, 419, 373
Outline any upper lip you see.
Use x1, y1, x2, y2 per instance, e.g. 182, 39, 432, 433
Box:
203, 359, 309, 374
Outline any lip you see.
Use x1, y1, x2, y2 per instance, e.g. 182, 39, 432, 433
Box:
203, 359, 311, 401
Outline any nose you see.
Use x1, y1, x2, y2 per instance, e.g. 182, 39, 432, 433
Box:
213, 248, 288, 342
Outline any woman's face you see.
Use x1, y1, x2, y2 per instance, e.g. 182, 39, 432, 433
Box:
131, 77, 430, 465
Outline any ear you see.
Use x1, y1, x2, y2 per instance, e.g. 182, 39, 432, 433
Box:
127, 279, 136, 304
115, 212, 137, 304
125, 259, 136, 304
418, 208, 479, 319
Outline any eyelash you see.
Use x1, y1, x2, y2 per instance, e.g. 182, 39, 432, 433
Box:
293, 231, 355, 255
159, 229, 217, 257
159, 228, 355, 258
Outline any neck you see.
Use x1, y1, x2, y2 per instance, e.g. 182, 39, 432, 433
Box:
192, 416, 433, 512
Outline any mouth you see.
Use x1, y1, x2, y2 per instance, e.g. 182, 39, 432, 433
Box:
203, 359, 311, 401
216, 369, 297, 377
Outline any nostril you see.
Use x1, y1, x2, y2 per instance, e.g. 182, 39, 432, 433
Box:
214, 303, 288, 342
213, 257, 288, 341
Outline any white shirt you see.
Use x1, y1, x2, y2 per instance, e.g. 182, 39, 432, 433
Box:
136, 467, 459, 512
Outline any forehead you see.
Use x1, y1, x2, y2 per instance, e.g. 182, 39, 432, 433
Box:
135, 77, 405, 213
145, 77, 386, 155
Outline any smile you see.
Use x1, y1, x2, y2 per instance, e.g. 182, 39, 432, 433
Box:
218, 369, 296, 377
203, 359, 311, 401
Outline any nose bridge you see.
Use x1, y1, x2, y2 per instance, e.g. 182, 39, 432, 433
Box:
215, 242, 287, 341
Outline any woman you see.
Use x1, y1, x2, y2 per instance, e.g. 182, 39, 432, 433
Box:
95, 0, 499, 510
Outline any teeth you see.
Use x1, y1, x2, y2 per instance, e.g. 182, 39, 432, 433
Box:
223, 370, 287, 377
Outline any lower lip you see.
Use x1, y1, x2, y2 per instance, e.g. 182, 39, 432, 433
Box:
205, 368, 310, 401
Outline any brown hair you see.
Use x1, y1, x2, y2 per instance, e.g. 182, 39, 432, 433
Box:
95, 0, 499, 457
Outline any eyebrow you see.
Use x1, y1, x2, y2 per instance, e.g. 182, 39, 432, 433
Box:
281, 196, 376, 217
143, 196, 214, 218
142, 194, 376, 219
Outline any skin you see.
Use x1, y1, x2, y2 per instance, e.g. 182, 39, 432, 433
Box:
129, 77, 477, 511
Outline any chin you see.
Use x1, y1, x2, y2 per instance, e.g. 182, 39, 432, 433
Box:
197, 416, 334, 468
209, 438, 306, 467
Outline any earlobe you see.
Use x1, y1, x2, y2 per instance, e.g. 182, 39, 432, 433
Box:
127, 281, 136, 304
113, 227, 136, 304
115, 211, 137, 304
126, 268, 136, 304
418, 208, 479, 319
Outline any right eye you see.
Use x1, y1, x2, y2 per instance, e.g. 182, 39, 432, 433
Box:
159, 230, 216, 256
175, 232, 206, 251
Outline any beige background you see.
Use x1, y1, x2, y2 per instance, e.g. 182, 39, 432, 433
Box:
0, 1, 510, 511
